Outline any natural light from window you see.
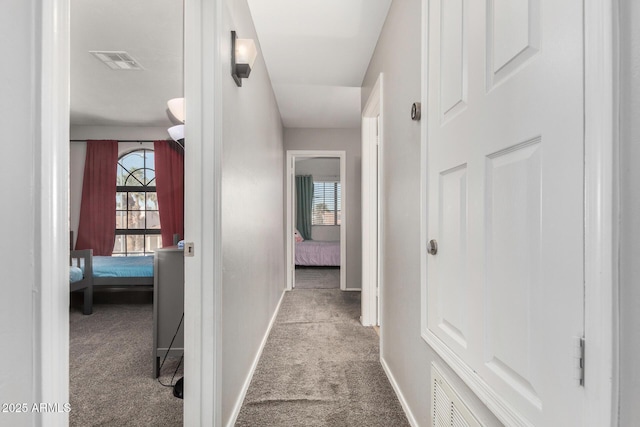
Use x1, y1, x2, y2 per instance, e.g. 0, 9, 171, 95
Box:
312, 181, 341, 226
114, 149, 162, 256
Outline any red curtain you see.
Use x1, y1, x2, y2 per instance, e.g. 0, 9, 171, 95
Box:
75, 140, 118, 255
154, 140, 184, 247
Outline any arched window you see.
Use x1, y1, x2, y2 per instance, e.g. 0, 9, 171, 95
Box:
114, 149, 162, 255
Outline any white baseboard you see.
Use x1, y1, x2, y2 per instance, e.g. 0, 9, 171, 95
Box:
342, 288, 362, 292
226, 290, 286, 427
380, 356, 420, 427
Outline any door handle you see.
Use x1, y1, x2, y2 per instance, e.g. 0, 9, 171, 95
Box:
428, 239, 438, 255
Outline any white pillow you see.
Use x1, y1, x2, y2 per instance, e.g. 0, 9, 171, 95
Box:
294, 229, 304, 243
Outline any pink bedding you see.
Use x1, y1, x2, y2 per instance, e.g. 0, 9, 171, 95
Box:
295, 240, 340, 266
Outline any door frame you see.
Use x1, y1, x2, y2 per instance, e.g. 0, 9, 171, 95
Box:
582, 1, 616, 425
39, 0, 71, 424
285, 150, 347, 291
42, 0, 222, 425
419, 0, 615, 426
182, 0, 222, 424
361, 74, 383, 327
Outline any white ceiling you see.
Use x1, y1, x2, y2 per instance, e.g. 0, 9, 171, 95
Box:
70, 0, 183, 127
70, 0, 391, 129
247, 0, 392, 128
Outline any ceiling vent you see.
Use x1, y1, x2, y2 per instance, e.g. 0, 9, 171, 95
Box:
90, 51, 143, 70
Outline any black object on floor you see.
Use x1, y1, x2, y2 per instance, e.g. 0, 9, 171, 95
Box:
173, 377, 184, 399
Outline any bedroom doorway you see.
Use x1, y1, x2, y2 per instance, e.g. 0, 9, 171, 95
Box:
67, 0, 186, 423
286, 150, 347, 291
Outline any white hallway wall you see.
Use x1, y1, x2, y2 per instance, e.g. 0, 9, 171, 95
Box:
220, 0, 285, 424
618, 0, 640, 424
0, 1, 41, 425
361, 0, 501, 424
285, 128, 362, 289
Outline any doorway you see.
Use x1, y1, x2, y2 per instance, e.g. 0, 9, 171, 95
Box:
67, 0, 185, 422
286, 150, 347, 291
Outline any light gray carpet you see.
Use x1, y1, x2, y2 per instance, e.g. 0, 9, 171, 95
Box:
295, 267, 340, 289
69, 304, 183, 426
235, 289, 410, 427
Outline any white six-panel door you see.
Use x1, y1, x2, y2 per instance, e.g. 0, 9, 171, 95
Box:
424, 0, 585, 425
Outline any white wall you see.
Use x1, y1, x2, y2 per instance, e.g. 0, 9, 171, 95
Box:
70, 125, 170, 141
361, 1, 500, 425
0, 2, 38, 425
68, 125, 167, 247
285, 128, 362, 289
295, 157, 341, 241
310, 226, 339, 242
618, 0, 640, 424
220, 0, 285, 424
69, 142, 85, 246
296, 157, 340, 177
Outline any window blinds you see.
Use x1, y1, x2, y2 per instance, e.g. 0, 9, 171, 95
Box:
312, 181, 341, 225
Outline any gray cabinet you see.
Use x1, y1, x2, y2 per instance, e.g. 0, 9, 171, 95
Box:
153, 246, 184, 378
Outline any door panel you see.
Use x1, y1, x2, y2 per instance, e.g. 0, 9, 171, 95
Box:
440, 0, 467, 120
431, 164, 469, 351
485, 138, 542, 408
487, 0, 540, 88
426, 0, 585, 424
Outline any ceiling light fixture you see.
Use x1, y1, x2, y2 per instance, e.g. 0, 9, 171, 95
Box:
167, 99, 185, 149
167, 98, 185, 123
168, 124, 185, 149
231, 31, 258, 87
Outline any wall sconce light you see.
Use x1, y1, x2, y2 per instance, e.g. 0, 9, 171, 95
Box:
231, 31, 258, 87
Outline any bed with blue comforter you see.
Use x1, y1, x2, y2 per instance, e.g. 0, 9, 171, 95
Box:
69, 252, 155, 315
93, 255, 154, 283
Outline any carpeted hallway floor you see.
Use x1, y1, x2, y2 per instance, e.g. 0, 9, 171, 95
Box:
69, 269, 408, 426
235, 288, 410, 427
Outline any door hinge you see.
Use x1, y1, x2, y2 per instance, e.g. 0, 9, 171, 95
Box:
574, 336, 585, 386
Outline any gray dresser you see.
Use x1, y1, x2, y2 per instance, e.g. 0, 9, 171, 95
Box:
152, 246, 184, 378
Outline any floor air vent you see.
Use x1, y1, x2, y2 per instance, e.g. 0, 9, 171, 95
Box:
432, 364, 481, 427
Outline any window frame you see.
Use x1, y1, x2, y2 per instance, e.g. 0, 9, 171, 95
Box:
312, 180, 341, 226
114, 148, 161, 256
